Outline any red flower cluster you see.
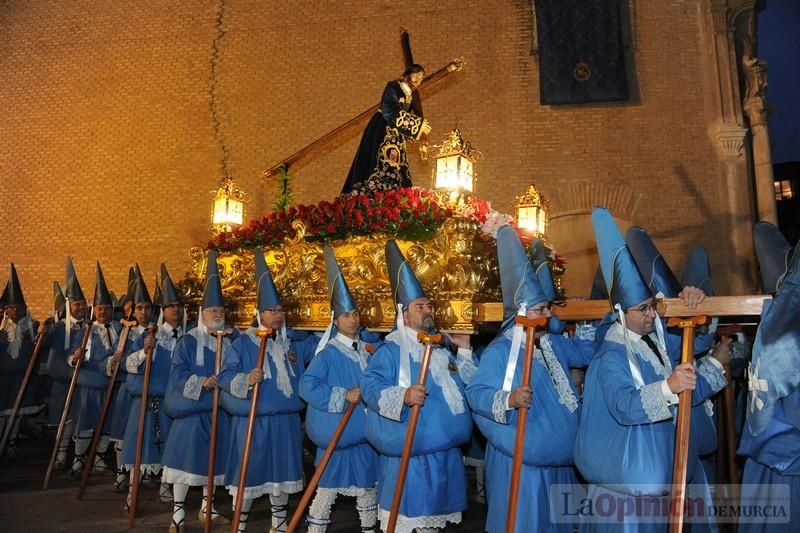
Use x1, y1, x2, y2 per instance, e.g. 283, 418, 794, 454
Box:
208, 188, 492, 252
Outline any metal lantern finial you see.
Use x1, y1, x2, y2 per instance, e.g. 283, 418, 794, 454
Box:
515, 183, 549, 236
211, 176, 246, 234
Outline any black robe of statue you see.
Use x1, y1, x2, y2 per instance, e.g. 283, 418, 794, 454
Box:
340, 80, 425, 195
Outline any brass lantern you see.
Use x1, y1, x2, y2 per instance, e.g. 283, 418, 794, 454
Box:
421, 128, 482, 197
515, 184, 549, 236
211, 176, 246, 234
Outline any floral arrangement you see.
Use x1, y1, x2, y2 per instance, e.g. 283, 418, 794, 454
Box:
209, 187, 494, 251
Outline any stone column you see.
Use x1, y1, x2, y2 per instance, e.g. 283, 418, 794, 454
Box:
742, 55, 778, 224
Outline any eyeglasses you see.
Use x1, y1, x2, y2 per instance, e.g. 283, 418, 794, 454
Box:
530, 304, 551, 315
632, 303, 658, 315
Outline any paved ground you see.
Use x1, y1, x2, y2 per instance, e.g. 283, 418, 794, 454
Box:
0, 426, 488, 532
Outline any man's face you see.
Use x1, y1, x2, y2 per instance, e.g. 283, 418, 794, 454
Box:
259, 306, 286, 331
202, 306, 226, 331
335, 309, 361, 339
123, 300, 133, 319
162, 302, 183, 327
94, 304, 113, 324
70, 300, 87, 320
4, 304, 26, 323
624, 297, 657, 336
134, 302, 152, 326
403, 297, 435, 332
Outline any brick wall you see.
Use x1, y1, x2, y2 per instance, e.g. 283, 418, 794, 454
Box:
0, 0, 744, 317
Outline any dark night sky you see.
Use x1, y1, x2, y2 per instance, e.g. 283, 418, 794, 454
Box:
759, 0, 800, 164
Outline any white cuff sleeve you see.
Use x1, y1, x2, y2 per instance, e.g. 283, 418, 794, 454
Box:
660, 379, 679, 406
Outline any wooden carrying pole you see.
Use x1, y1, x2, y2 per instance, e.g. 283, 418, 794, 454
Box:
77, 318, 137, 499
128, 325, 158, 527
260, 59, 464, 180
44, 321, 94, 490
667, 315, 708, 533
287, 402, 357, 533
205, 329, 230, 533
0, 320, 50, 455
505, 315, 548, 533
386, 332, 443, 533
231, 327, 273, 533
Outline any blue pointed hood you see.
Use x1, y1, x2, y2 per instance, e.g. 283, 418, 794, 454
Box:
93, 262, 113, 307
202, 250, 225, 308
131, 264, 152, 306
152, 275, 162, 308
386, 240, 427, 309
747, 241, 800, 435
753, 222, 794, 294
590, 264, 609, 300
529, 239, 557, 302
53, 281, 66, 318
255, 247, 281, 311
160, 263, 181, 306
324, 245, 357, 318
682, 247, 715, 296
592, 207, 651, 310
625, 226, 682, 298
64, 257, 86, 302
1, 264, 26, 307
497, 225, 547, 331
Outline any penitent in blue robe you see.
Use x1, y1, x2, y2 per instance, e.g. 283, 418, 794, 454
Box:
73, 321, 121, 435
574, 322, 727, 533
466, 330, 594, 533
299, 334, 379, 492
45, 319, 84, 426
161, 327, 238, 486
360, 329, 476, 533
217, 328, 316, 500
120, 323, 181, 473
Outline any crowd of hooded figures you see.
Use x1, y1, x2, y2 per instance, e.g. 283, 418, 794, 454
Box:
1, 207, 798, 533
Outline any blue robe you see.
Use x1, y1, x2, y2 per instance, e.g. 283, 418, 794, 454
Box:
161, 327, 238, 486
738, 388, 800, 533
103, 324, 142, 442
73, 321, 121, 435
44, 319, 85, 426
466, 331, 594, 533
574, 322, 727, 532
217, 328, 315, 499
299, 334, 379, 492
360, 329, 476, 532
0, 318, 43, 416
121, 323, 181, 472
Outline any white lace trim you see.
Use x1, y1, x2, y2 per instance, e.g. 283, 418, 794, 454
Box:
329, 386, 347, 413
125, 350, 145, 373
384, 329, 467, 416
155, 324, 178, 355
538, 335, 579, 413
605, 325, 671, 379
227, 479, 303, 500
330, 336, 369, 370
335, 485, 375, 497
230, 373, 250, 399
697, 358, 727, 394
703, 399, 714, 418
1, 315, 34, 359
492, 389, 510, 424
640, 381, 672, 422
378, 386, 406, 421
456, 349, 478, 384
183, 374, 203, 400
575, 322, 597, 341
188, 326, 232, 367
161, 467, 224, 486
378, 508, 461, 533
123, 462, 162, 475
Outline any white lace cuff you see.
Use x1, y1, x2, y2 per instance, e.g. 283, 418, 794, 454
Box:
230, 373, 250, 399
492, 389, 510, 424
328, 386, 347, 413
575, 322, 597, 341
183, 374, 203, 400
697, 358, 728, 394
641, 381, 673, 422
105, 356, 116, 377
125, 350, 146, 373
456, 349, 478, 384
377, 386, 406, 422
